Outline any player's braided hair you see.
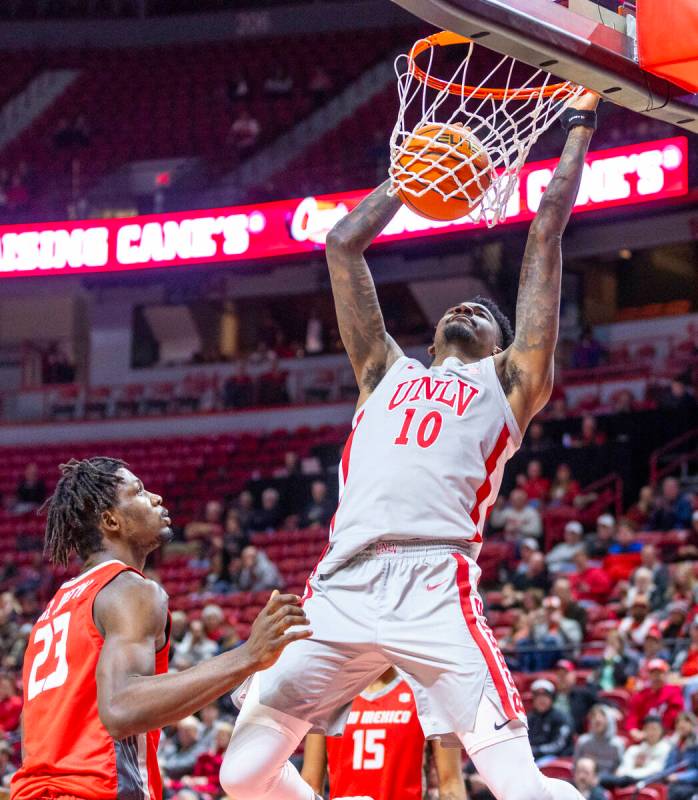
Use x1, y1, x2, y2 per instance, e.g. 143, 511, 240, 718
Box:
42, 457, 127, 567
472, 295, 514, 350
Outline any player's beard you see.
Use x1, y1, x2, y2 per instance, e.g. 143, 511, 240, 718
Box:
443, 319, 478, 349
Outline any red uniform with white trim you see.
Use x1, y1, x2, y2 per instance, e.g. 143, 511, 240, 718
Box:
326, 678, 424, 800
319, 355, 521, 574
11, 560, 169, 800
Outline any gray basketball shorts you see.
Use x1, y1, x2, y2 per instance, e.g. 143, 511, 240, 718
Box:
233, 540, 528, 753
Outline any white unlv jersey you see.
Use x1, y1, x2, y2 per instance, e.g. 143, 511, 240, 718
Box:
319, 354, 522, 574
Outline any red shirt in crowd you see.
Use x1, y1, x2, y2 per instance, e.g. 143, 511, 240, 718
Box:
522, 477, 551, 502
569, 566, 612, 603
625, 683, 684, 734
0, 694, 22, 732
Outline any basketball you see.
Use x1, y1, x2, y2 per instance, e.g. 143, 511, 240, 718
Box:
395, 124, 493, 221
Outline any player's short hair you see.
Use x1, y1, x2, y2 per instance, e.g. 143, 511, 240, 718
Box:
42, 457, 127, 567
472, 295, 514, 349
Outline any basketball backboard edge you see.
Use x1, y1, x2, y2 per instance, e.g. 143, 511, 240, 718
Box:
390, 0, 698, 133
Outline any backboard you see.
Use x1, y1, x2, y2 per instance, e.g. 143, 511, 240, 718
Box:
389, 0, 698, 133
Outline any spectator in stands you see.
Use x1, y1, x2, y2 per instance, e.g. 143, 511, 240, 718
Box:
222, 508, 249, 554
516, 596, 578, 671
665, 711, 698, 800
661, 601, 689, 644
233, 489, 255, 533
638, 544, 670, 601
554, 659, 597, 734
525, 421, 554, 453
12, 462, 46, 514
512, 550, 551, 594
201, 605, 224, 644
575, 705, 625, 775
625, 659, 684, 741
196, 702, 220, 751
160, 716, 208, 781
669, 563, 698, 607
174, 720, 234, 796
549, 463, 581, 507
585, 514, 616, 558
170, 610, 189, 650
678, 511, 698, 559
608, 518, 643, 557
184, 499, 224, 541
490, 488, 542, 541
302, 480, 334, 528
569, 415, 607, 449
264, 65, 293, 95
552, 576, 587, 636
258, 354, 289, 406
519, 460, 550, 504
636, 627, 673, 685
619, 594, 657, 649
672, 618, 698, 707
660, 379, 697, 415
625, 566, 662, 611
651, 477, 693, 531
592, 628, 639, 690
546, 521, 585, 574
605, 715, 672, 787
572, 326, 605, 370
172, 619, 218, 669
223, 359, 255, 409
611, 389, 636, 414
569, 549, 612, 604
573, 757, 608, 800
237, 546, 283, 593
0, 674, 21, 733
249, 487, 283, 532
527, 679, 574, 765
308, 64, 334, 106
228, 108, 261, 154
627, 486, 656, 529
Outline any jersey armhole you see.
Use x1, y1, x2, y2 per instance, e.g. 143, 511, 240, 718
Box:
353, 355, 411, 422
89, 566, 157, 643
484, 356, 523, 449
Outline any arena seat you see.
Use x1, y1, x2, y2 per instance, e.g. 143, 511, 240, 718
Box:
540, 758, 574, 782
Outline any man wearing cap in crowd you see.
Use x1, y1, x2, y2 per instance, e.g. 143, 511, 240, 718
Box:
546, 521, 586, 574
639, 543, 670, 600
663, 601, 689, 642
527, 679, 574, 766
586, 514, 616, 558
625, 659, 684, 742
553, 659, 598, 734
638, 626, 673, 680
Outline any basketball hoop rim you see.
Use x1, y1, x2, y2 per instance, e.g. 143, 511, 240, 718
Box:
408, 30, 578, 100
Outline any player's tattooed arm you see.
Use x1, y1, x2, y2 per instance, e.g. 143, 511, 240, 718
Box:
326, 180, 404, 402
496, 92, 598, 432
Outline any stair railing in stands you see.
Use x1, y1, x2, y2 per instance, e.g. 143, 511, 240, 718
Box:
649, 427, 698, 486
582, 472, 624, 519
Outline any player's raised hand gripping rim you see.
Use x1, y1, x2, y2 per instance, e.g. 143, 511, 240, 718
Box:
244, 589, 313, 671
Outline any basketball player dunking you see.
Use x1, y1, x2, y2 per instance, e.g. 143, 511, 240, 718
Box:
220, 91, 599, 800
11, 458, 310, 800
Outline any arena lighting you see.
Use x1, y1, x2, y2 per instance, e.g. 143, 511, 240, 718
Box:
0, 137, 688, 278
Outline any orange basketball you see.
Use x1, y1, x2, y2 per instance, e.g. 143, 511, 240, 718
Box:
395, 124, 492, 221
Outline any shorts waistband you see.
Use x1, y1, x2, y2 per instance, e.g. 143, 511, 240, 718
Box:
354, 539, 477, 560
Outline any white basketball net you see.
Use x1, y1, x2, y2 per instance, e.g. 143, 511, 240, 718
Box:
388, 34, 585, 227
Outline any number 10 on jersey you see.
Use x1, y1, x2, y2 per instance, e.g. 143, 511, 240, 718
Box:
394, 408, 443, 448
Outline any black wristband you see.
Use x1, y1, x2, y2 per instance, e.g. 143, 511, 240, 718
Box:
560, 108, 597, 133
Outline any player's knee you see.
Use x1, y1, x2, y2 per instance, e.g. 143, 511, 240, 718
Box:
219, 748, 268, 799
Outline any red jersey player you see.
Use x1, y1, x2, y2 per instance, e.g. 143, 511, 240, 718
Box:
301, 668, 466, 800
11, 456, 310, 800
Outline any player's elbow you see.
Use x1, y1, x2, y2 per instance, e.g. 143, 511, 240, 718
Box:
99, 703, 135, 741
325, 227, 361, 255
527, 222, 563, 246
